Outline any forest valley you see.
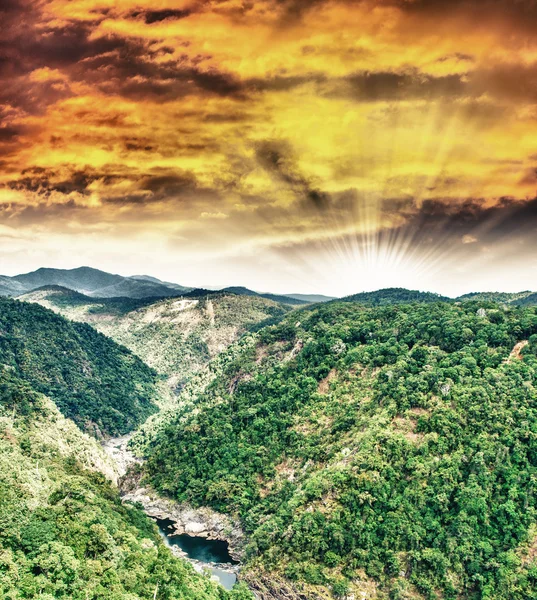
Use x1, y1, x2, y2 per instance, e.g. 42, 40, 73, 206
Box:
2, 286, 537, 599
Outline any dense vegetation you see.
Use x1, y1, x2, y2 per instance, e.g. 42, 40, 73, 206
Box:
0, 372, 252, 599
343, 288, 450, 305
457, 292, 535, 305
0, 297, 159, 436
21, 288, 291, 389
144, 300, 537, 599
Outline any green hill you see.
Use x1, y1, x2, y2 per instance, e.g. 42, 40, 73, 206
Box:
343, 287, 451, 305
0, 297, 159, 436
457, 291, 535, 304
142, 300, 537, 599
19, 288, 291, 390
0, 371, 252, 600
516, 293, 537, 306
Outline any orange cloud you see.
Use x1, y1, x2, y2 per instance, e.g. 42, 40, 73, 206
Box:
1, 0, 537, 294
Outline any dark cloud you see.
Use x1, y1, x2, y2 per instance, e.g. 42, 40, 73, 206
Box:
140, 173, 197, 195
123, 138, 155, 152
130, 9, 193, 23
246, 73, 326, 93
519, 168, 537, 185
339, 70, 466, 102
59, 28, 244, 102
104, 171, 220, 205
436, 53, 475, 63
6, 167, 119, 197
255, 140, 331, 209
386, 196, 537, 249
0, 125, 27, 143
4, 163, 223, 210
0, 6, 245, 121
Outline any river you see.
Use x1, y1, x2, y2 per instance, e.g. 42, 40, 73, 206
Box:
102, 435, 240, 591
154, 517, 238, 590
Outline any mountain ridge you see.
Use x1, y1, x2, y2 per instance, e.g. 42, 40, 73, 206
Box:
1, 266, 191, 299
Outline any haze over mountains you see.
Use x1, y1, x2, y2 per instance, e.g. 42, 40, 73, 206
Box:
0, 266, 334, 304
1, 266, 536, 308
0, 266, 192, 299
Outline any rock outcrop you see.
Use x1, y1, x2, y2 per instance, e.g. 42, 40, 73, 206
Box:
121, 486, 245, 561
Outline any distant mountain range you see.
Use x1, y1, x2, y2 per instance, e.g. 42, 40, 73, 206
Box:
2, 267, 536, 307
0, 266, 192, 299
220, 286, 332, 306
0, 267, 336, 305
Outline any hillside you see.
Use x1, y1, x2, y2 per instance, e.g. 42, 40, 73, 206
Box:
0, 266, 191, 299
285, 293, 337, 303
457, 291, 535, 304
142, 300, 537, 599
0, 371, 252, 600
222, 287, 309, 306
19, 287, 292, 390
343, 287, 451, 305
516, 293, 537, 306
0, 297, 159, 436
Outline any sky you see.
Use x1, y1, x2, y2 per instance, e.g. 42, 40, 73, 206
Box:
1, 0, 537, 296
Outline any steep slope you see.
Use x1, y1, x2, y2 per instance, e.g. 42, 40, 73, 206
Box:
19, 288, 291, 389
0, 297, 159, 436
142, 301, 537, 599
0, 372, 252, 600
343, 287, 451, 305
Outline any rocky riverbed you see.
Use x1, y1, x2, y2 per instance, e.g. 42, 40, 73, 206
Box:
102, 435, 244, 589
121, 485, 245, 562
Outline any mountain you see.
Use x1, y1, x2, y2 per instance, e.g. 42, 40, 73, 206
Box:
12, 266, 121, 291
0, 266, 191, 299
284, 293, 337, 303
0, 275, 27, 296
19, 286, 292, 390
343, 286, 451, 305
141, 300, 537, 599
0, 296, 159, 436
515, 292, 537, 306
221, 286, 309, 305
131, 274, 189, 291
457, 291, 535, 304
0, 368, 251, 599
89, 276, 188, 299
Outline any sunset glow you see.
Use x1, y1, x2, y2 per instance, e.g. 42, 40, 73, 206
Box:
1, 0, 537, 295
